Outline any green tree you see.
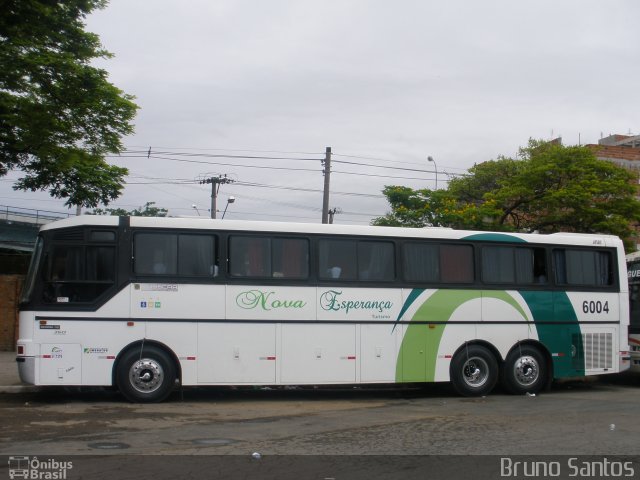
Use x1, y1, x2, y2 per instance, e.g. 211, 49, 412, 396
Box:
89, 202, 168, 217
373, 140, 640, 247
0, 0, 138, 208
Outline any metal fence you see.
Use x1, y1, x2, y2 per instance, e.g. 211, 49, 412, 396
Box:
0, 205, 71, 226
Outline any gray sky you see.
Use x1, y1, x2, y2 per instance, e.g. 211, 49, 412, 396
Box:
2, 0, 639, 224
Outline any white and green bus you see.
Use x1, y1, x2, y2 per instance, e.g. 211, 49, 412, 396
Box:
16, 216, 630, 402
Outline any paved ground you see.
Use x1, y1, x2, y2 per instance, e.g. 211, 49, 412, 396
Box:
0, 351, 33, 393
2, 351, 639, 479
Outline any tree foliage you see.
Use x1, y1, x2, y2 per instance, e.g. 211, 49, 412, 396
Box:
373, 140, 640, 247
89, 202, 168, 217
0, 0, 138, 208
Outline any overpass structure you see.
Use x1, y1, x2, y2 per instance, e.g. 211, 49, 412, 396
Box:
0, 206, 71, 252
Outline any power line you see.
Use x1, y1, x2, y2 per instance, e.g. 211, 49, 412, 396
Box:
223, 209, 375, 224
234, 181, 384, 198
332, 170, 447, 182
112, 154, 322, 173
333, 158, 437, 174
121, 149, 321, 162
117, 154, 449, 182
118, 148, 464, 176
125, 145, 325, 156
123, 173, 387, 199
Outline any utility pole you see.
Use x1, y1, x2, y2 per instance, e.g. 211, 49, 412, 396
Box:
200, 175, 233, 219
321, 147, 332, 224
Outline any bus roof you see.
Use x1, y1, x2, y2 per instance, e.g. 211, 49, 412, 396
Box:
38, 215, 624, 248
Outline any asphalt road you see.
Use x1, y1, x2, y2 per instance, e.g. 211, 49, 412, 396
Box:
1, 374, 639, 479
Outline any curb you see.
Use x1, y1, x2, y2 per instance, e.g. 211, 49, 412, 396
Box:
0, 385, 41, 394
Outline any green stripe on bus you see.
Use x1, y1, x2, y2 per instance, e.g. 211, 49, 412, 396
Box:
462, 233, 527, 243
519, 291, 585, 377
393, 288, 424, 332
396, 290, 530, 382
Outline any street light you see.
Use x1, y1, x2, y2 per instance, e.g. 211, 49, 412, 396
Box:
191, 204, 200, 216
428, 156, 438, 190
222, 196, 235, 219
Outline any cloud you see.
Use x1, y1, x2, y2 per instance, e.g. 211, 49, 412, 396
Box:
3, 0, 638, 223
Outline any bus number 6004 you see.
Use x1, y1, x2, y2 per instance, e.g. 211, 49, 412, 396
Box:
582, 300, 609, 314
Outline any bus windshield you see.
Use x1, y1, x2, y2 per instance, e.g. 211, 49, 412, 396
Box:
20, 236, 43, 304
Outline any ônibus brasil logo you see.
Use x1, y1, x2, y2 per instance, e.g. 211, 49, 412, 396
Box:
8, 456, 73, 479
236, 290, 306, 311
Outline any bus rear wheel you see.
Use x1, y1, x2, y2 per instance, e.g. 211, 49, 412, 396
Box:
450, 345, 498, 397
502, 345, 546, 395
116, 345, 176, 403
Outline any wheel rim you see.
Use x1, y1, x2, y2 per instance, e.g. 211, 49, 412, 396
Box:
129, 358, 164, 394
513, 355, 540, 387
462, 356, 490, 388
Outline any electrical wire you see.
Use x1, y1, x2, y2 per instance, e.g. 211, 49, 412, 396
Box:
118, 147, 465, 176
113, 154, 323, 173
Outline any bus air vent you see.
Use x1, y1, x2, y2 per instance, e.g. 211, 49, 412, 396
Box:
581, 332, 613, 370
53, 230, 84, 241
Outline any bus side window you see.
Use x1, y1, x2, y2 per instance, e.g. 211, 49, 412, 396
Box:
441, 245, 474, 283
481, 246, 547, 286
178, 234, 217, 277
318, 239, 357, 281
134, 233, 177, 276
229, 236, 271, 277
532, 249, 547, 284
272, 238, 309, 279
554, 249, 613, 287
358, 241, 394, 281
403, 243, 439, 283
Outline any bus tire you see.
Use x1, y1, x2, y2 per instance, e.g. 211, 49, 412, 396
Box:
502, 345, 546, 395
449, 345, 498, 397
116, 345, 176, 403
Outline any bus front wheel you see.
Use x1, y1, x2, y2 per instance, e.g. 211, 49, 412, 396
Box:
116, 345, 177, 403
502, 345, 546, 395
450, 345, 498, 397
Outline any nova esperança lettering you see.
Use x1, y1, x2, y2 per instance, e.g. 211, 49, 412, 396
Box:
320, 290, 393, 314
236, 290, 307, 311
500, 457, 635, 478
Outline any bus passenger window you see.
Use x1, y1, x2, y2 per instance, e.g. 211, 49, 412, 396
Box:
358, 241, 394, 281
134, 234, 177, 276
272, 238, 309, 279
229, 236, 271, 277
531, 249, 547, 284
318, 239, 357, 280
319, 239, 394, 282
481, 246, 547, 286
178, 234, 217, 277
441, 245, 474, 283
554, 249, 613, 287
482, 246, 515, 284
403, 243, 439, 283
